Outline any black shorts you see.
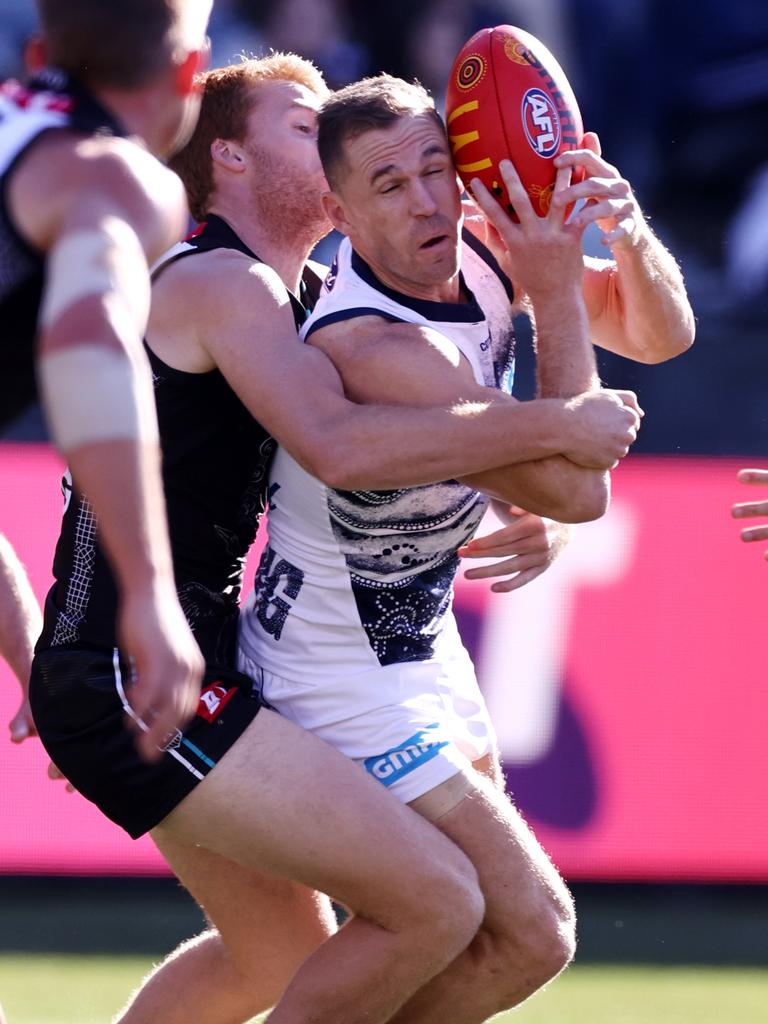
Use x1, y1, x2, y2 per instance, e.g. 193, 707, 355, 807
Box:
29, 645, 263, 839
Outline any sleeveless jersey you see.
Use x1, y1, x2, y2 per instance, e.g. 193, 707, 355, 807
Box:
0, 68, 125, 431
239, 230, 515, 680
37, 216, 311, 664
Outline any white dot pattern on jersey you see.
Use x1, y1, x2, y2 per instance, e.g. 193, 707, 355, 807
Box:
52, 498, 98, 646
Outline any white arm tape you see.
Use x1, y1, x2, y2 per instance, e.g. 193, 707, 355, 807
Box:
40, 229, 117, 328
39, 344, 160, 452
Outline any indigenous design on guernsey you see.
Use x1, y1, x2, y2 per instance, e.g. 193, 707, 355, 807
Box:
0, 68, 125, 431
241, 230, 515, 674
37, 216, 310, 665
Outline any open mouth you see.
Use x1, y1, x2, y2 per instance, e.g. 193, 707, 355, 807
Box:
420, 234, 449, 250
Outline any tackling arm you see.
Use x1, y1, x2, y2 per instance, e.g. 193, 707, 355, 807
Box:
307, 315, 637, 523
150, 252, 638, 495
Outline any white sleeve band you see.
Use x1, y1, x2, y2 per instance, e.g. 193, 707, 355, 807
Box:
40, 229, 115, 328
38, 344, 160, 453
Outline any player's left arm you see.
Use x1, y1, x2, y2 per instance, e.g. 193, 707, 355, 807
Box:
553, 132, 695, 363
0, 535, 42, 742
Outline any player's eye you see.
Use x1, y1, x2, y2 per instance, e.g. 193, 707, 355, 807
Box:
380, 182, 400, 194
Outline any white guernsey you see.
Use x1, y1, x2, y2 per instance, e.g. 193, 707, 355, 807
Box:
239, 232, 513, 801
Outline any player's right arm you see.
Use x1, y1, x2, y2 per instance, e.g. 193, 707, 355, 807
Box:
9, 133, 204, 759
456, 160, 642, 516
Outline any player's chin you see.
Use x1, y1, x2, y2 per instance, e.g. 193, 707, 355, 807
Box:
416, 236, 459, 272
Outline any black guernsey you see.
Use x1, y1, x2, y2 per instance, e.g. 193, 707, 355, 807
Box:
37, 215, 312, 665
0, 68, 125, 431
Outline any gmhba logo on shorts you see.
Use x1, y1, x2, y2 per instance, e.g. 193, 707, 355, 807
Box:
364, 724, 449, 786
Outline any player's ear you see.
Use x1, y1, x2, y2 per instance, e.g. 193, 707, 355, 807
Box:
322, 191, 351, 235
211, 138, 246, 174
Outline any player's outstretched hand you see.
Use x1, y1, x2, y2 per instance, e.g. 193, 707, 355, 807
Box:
458, 508, 571, 593
470, 158, 585, 300
564, 389, 643, 469
9, 696, 37, 743
118, 583, 203, 762
732, 469, 768, 559
552, 132, 642, 250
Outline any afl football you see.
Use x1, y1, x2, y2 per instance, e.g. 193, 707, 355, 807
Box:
446, 25, 585, 218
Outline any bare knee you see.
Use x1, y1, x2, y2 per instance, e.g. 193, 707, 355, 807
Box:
474, 886, 576, 1012
393, 844, 485, 968
429, 854, 486, 958
521, 891, 577, 991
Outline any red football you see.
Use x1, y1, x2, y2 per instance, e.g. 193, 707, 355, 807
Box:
445, 25, 584, 218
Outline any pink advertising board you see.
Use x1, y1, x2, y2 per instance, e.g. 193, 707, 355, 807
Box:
1, 445, 766, 879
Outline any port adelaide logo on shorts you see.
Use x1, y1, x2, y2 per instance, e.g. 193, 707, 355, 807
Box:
196, 681, 238, 723
521, 87, 561, 157
364, 724, 449, 786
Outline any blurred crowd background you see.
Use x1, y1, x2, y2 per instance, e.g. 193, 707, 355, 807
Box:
2, 0, 768, 456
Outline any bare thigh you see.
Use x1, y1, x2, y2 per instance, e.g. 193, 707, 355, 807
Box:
154, 707, 476, 924
411, 765, 572, 943
153, 830, 336, 988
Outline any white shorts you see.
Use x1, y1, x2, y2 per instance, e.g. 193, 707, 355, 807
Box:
237, 637, 496, 804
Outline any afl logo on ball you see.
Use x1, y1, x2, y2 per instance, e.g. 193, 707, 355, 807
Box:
521, 88, 561, 157
456, 54, 486, 91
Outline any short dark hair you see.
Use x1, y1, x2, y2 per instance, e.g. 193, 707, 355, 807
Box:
171, 53, 328, 222
317, 74, 444, 190
36, 0, 192, 89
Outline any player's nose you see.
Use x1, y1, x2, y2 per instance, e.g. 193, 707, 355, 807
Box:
409, 178, 439, 216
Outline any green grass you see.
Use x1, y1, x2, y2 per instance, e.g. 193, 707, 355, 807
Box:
0, 957, 766, 1023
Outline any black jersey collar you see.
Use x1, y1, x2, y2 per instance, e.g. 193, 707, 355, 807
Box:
192, 214, 260, 260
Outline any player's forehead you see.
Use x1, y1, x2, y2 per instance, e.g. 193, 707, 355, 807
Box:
247, 80, 321, 128
348, 114, 450, 186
